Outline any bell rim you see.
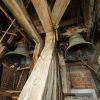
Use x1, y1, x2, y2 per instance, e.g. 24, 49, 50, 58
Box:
4, 53, 32, 66
66, 42, 95, 50
5, 51, 30, 58
66, 42, 95, 54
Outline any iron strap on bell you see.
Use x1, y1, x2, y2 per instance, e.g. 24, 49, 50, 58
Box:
65, 34, 95, 61
4, 42, 32, 67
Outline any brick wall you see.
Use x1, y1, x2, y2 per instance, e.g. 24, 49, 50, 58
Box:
69, 66, 96, 89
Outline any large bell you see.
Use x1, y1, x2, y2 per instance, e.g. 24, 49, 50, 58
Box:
4, 42, 32, 67
65, 34, 95, 61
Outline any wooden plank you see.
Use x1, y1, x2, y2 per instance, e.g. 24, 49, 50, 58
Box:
52, 0, 71, 26
18, 32, 55, 100
0, 90, 11, 97
30, 44, 41, 71
52, 54, 57, 100
51, 51, 62, 100
31, 0, 53, 33
58, 51, 70, 94
16, 67, 30, 71
91, 40, 100, 64
0, 90, 20, 97
43, 53, 56, 100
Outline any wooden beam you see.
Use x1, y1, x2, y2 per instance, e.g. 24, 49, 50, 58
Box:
59, 17, 82, 27
18, 32, 55, 100
30, 44, 41, 71
52, 0, 71, 26
0, 90, 11, 97
34, 17, 82, 34
31, 0, 53, 33
58, 51, 70, 94
82, 0, 94, 32
18, 0, 60, 99
0, 90, 20, 97
30, 0, 54, 70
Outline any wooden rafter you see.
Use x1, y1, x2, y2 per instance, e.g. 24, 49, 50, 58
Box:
31, 0, 53, 33
52, 0, 71, 26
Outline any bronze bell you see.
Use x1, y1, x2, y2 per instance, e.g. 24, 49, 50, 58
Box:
65, 34, 95, 61
4, 42, 32, 67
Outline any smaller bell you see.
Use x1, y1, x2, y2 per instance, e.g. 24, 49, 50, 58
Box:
4, 42, 32, 67
65, 34, 95, 61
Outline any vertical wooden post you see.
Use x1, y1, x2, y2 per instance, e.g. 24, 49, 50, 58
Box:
58, 51, 70, 94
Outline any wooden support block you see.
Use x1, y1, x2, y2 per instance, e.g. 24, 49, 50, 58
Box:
16, 67, 30, 71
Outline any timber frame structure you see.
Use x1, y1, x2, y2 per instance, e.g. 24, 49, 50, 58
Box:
0, 0, 100, 100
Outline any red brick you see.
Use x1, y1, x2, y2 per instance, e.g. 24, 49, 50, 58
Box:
69, 66, 96, 89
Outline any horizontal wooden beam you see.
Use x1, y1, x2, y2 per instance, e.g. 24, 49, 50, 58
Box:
0, 90, 20, 97
59, 17, 82, 27
36, 17, 80, 34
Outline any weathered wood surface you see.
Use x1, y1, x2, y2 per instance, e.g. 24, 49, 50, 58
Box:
31, 0, 53, 33
30, 44, 41, 71
0, 90, 20, 97
92, 41, 100, 64
10, 0, 69, 99
58, 51, 70, 94
52, 0, 71, 26
18, 32, 57, 100
0, 64, 15, 90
